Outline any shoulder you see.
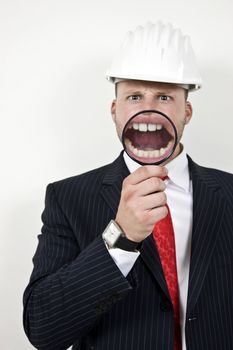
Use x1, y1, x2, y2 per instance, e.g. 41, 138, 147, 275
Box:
188, 156, 233, 198
46, 152, 127, 200
51, 161, 114, 195
207, 167, 233, 181
189, 157, 233, 182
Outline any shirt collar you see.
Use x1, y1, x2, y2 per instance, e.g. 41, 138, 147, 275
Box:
123, 145, 191, 193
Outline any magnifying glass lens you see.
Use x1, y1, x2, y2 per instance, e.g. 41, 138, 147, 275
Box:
122, 110, 177, 165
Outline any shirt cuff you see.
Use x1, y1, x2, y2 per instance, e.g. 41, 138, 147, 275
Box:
106, 245, 140, 277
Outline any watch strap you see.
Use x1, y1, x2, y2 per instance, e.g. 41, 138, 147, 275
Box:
115, 234, 142, 252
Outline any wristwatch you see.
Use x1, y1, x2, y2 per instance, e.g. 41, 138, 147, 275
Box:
102, 220, 141, 252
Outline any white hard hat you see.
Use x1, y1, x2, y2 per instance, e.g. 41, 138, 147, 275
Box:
106, 22, 202, 91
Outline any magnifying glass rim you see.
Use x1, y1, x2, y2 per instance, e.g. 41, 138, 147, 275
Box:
122, 109, 178, 165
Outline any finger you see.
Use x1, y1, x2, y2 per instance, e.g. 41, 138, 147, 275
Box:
135, 205, 168, 233
125, 165, 168, 186
135, 176, 166, 196
147, 205, 168, 225
140, 191, 167, 210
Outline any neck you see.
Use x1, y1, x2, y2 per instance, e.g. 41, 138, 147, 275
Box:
162, 143, 183, 166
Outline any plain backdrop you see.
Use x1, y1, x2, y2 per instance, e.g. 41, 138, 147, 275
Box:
0, 0, 233, 349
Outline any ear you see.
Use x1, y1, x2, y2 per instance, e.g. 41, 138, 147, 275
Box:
184, 101, 193, 124
111, 99, 116, 123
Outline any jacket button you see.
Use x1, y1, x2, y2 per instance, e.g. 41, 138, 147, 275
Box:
160, 300, 172, 312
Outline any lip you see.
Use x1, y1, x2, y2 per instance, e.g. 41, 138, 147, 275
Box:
127, 115, 169, 125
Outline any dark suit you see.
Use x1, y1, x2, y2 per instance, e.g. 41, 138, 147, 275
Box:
23, 152, 233, 350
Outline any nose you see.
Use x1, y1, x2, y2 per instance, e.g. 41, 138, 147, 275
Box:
143, 95, 159, 111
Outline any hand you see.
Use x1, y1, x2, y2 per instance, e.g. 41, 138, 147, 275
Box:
115, 166, 168, 243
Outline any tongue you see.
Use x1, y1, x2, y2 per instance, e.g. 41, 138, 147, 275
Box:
126, 129, 171, 150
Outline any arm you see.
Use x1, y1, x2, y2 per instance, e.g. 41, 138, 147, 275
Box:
23, 183, 133, 350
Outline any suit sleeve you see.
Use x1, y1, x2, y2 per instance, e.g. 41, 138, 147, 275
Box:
23, 183, 134, 350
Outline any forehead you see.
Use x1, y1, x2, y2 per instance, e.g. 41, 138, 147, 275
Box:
117, 80, 184, 95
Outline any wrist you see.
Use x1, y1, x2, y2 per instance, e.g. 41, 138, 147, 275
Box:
102, 220, 142, 252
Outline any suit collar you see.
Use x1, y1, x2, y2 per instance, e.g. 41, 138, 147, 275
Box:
102, 151, 129, 186
101, 152, 129, 216
187, 155, 221, 189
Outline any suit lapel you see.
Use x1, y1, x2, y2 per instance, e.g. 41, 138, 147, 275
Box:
100, 152, 130, 215
140, 236, 170, 299
186, 157, 226, 317
100, 152, 170, 299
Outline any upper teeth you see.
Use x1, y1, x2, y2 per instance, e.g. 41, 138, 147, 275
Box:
132, 123, 162, 132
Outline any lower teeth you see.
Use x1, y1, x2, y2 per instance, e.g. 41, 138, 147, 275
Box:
126, 139, 171, 158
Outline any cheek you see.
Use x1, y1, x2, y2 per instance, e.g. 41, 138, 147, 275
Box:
169, 113, 186, 134
115, 101, 141, 119
114, 106, 129, 125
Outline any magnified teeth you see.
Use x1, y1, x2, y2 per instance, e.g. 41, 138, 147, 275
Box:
138, 123, 147, 132
131, 123, 163, 132
125, 138, 172, 159
138, 150, 144, 157
160, 148, 166, 156
148, 123, 157, 131
154, 150, 160, 157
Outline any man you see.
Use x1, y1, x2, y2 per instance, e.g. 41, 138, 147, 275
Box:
23, 22, 233, 350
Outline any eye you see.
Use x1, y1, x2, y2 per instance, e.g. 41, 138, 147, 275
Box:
128, 95, 141, 101
159, 95, 171, 101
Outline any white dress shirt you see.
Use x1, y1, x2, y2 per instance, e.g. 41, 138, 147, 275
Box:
107, 148, 193, 350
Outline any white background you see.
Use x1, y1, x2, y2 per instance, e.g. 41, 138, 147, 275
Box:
0, 0, 233, 349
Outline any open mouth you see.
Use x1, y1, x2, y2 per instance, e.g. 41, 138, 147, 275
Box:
123, 120, 174, 163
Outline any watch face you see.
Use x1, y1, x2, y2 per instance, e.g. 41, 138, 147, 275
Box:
103, 221, 122, 247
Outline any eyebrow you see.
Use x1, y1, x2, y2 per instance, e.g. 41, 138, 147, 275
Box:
121, 89, 175, 96
121, 90, 143, 96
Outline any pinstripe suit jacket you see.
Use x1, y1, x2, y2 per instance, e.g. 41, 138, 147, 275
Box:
23, 152, 233, 350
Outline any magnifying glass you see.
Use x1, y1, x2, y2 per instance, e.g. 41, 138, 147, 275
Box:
122, 110, 178, 165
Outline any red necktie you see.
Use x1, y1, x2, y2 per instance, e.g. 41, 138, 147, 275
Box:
152, 179, 182, 350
